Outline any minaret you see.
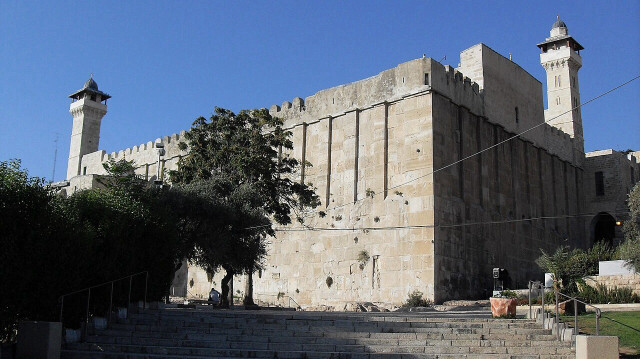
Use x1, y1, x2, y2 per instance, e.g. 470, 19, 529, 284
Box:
66, 75, 111, 179
538, 16, 585, 156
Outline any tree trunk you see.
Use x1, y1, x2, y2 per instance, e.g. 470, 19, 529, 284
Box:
228, 275, 234, 308
220, 269, 234, 308
243, 272, 255, 306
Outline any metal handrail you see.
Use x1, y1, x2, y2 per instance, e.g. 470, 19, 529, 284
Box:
288, 296, 302, 310
58, 271, 148, 340
528, 281, 546, 329
555, 288, 602, 338
255, 293, 301, 309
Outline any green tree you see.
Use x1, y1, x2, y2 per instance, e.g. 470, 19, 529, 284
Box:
536, 241, 613, 295
170, 107, 319, 306
618, 183, 640, 272
0, 158, 188, 342
0, 160, 57, 342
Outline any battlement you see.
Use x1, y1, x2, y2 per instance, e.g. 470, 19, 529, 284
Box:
76, 130, 188, 180
269, 55, 486, 128
105, 130, 187, 161
540, 121, 576, 163
430, 62, 484, 114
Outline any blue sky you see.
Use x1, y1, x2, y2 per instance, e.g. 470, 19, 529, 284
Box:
1, 1, 638, 182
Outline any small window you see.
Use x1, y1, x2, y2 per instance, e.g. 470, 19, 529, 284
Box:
558, 75, 561, 87
424, 73, 430, 86
595, 171, 605, 196
515, 107, 519, 123
82, 166, 87, 175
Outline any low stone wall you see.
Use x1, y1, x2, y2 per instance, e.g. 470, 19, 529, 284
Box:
584, 273, 640, 296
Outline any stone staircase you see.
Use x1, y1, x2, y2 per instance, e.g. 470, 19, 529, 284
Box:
61, 308, 575, 359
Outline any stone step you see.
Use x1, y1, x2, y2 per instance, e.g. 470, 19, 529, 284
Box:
61, 350, 575, 359
94, 327, 561, 343
106, 322, 554, 337
127, 313, 514, 325
65, 342, 574, 357
125, 313, 520, 325
86, 334, 571, 350
62, 309, 574, 359
119, 317, 543, 331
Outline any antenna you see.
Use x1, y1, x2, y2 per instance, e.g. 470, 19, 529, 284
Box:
51, 133, 59, 183
439, 55, 447, 62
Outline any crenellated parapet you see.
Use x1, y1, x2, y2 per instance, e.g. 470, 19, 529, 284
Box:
269, 57, 486, 129
78, 130, 188, 182
540, 122, 578, 164
430, 62, 484, 115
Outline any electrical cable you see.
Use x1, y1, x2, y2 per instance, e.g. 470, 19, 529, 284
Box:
232, 75, 640, 233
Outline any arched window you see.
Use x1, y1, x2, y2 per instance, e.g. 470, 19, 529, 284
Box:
590, 212, 617, 247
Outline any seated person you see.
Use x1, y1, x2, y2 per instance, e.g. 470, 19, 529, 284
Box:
208, 288, 221, 305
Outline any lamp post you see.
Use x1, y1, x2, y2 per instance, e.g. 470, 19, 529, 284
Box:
154, 143, 165, 188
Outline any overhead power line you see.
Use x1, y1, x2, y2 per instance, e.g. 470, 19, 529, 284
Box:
238, 75, 639, 234
301, 74, 640, 214
271, 211, 630, 233
388, 74, 640, 191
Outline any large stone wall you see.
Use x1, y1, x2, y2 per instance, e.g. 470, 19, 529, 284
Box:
431, 90, 585, 302
252, 91, 438, 307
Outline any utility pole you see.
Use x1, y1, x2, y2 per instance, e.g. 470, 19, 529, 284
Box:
52, 133, 59, 183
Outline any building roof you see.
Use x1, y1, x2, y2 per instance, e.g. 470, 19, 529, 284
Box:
69, 75, 111, 100
83, 77, 99, 91
552, 17, 567, 30
536, 34, 584, 51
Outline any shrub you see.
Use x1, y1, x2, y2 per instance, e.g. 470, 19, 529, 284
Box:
402, 290, 432, 308
517, 297, 530, 306
618, 183, 640, 272
326, 276, 333, 288
499, 289, 518, 299
536, 242, 614, 295
357, 250, 370, 270
577, 282, 640, 304
617, 238, 640, 273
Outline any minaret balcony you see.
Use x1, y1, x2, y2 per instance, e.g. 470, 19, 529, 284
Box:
540, 47, 582, 68
69, 97, 108, 113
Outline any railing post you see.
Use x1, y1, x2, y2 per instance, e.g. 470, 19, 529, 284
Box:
127, 276, 132, 319
528, 282, 532, 319
108, 282, 114, 328
144, 272, 148, 311
85, 288, 91, 341
541, 284, 545, 328
59, 296, 64, 323
596, 309, 600, 335
553, 288, 560, 340
574, 298, 578, 336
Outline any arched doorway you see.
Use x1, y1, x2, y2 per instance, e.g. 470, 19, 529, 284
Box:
590, 212, 616, 247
